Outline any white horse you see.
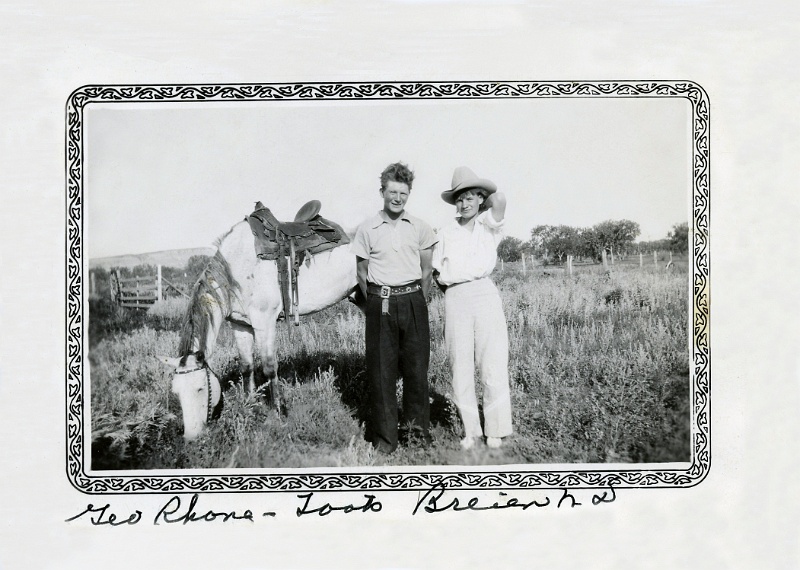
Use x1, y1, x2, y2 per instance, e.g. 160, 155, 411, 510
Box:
159, 219, 361, 440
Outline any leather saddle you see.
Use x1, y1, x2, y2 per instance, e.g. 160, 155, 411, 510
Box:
246, 200, 350, 324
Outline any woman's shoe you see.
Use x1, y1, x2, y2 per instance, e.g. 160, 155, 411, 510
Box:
486, 437, 502, 448
460, 437, 477, 450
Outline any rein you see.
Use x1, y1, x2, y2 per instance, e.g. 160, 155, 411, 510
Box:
174, 360, 219, 423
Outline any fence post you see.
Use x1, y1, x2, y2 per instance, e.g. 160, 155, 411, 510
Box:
567, 255, 573, 276
111, 270, 120, 303
639, 252, 643, 267
669, 251, 673, 263
501, 259, 504, 272
610, 246, 615, 265
157, 264, 163, 302
602, 249, 608, 270
521, 254, 526, 274
654, 250, 658, 266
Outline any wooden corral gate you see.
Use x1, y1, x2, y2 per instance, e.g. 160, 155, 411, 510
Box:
110, 266, 191, 308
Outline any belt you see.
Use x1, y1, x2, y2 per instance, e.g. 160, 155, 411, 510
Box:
367, 282, 421, 297
447, 276, 489, 288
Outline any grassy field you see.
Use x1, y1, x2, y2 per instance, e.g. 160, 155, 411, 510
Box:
88, 257, 691, 470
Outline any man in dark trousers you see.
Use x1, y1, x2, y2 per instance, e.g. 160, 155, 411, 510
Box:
352, 162, 438, 454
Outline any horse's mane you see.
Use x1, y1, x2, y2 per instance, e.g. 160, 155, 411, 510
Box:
212, 223, 238, 249
177, 249, 239, 358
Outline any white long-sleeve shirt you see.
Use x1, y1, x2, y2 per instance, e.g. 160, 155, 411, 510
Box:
432, 211, 505, 286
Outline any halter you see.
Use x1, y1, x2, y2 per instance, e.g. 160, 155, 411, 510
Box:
174, 359, 218, 424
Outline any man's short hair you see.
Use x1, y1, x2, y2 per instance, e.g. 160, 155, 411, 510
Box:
380, 162, 415, 191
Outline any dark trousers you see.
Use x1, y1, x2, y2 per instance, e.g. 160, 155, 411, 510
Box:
365, 289, 431, 452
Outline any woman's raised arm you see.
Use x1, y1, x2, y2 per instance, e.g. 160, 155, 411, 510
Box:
486, 191, 506, 222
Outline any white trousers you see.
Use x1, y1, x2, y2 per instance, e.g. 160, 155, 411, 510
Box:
444, 277, 512, 439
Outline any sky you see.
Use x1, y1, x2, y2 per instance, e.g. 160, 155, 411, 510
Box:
85, 96, 690, 259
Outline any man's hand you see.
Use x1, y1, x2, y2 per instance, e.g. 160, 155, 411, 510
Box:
356, 256, 369, 299
419, 247, 434, 301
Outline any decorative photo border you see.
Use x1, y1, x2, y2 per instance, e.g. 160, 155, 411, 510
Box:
66, 81, 709, 493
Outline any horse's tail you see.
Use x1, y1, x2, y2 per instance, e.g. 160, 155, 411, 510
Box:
177, 251, 239, 358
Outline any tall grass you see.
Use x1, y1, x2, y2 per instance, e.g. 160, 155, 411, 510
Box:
90, 326, 181, 468
89, 262, 690, 469
495, 265, 689, 462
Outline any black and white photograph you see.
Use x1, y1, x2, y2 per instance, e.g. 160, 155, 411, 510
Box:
73, 83, 705, 491
2, 2, 798, 569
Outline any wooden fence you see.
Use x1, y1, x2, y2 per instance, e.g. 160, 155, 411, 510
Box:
499, 249, 681, 277
108, 265, 192, 308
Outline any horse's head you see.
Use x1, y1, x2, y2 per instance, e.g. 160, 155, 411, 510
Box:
158, 352, 222, 441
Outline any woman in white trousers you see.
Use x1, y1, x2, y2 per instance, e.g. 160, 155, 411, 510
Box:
432, 166, 512, 449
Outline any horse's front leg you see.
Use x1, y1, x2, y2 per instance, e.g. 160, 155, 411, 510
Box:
251, 311, 281, 413
230, 321, 256, 393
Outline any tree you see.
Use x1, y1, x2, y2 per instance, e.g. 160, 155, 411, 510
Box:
529, 225, 557, 259
592, 219, 641, 257
118, 263, 157, 278
497, 236, 524, 262
530, 220, 642, 264
550, 225, 580, 262
186, 255, 212, 280
668, 222, 689, 254
636, 238, 670, 253
575, 227, 600, 260
530, 224, 580, 263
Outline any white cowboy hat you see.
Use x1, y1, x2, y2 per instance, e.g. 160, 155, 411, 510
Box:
441, 166, 497, 205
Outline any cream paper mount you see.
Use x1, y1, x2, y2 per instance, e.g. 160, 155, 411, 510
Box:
67, 80, 710, 493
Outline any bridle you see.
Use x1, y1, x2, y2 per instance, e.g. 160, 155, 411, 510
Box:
174, 358, 220, 424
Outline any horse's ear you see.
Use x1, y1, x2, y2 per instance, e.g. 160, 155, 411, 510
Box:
195, 350, 206, 365
157, 356, 181, 368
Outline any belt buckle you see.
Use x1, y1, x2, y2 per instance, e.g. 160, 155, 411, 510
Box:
380, 285, 391, 298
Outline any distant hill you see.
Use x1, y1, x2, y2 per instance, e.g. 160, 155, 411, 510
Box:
89, 247, 216, 271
